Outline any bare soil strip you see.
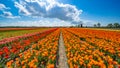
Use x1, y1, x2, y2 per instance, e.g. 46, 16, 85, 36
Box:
58, 32, 69, 68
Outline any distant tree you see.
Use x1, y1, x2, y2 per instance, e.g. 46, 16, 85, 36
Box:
80, 24, 83, 27
94, 24, 97, 27
119, 24, 120, 28
114, 23, 120, 28
76, 24, 83, 27
97, 23, 101, 27
107, 23, 113, 28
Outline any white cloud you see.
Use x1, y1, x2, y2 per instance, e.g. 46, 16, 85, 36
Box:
14, 0, 83, 24
0, 3, 20, 18
1, 18, 73, 26
0, 11, 20, 19
14, 2, 31, 15
0, 3, 6, 10
3, 11, 12, 16
0, 3, 10, 10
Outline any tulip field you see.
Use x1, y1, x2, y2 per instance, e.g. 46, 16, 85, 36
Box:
0, 28, 50, 40
0, 28, 120, 68
62, 28, 120, 68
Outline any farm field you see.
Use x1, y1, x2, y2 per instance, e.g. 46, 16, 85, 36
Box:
0, 28, 51, 40
87, 28, 120, 32
0, 28, 120, 68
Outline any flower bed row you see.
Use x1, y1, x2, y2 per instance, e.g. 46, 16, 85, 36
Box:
0, 28, 50, 40
0, 28, 58, 67
0, 28, 55, 46
66, 28, 120, 64
5, 29, 60, 68
67, 28, 120, 43
62, 28, 120, 68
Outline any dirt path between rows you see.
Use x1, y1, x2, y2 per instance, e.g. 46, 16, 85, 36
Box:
58, 32, 69, 68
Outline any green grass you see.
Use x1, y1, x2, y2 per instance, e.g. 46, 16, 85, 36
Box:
0, 28, 50, 40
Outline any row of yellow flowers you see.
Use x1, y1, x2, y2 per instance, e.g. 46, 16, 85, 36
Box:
6, 29, 60, 68
62, 28, 120, 68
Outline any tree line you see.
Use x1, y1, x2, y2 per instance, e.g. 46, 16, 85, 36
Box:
75, 22, 120, 28
93, 22, 120, 28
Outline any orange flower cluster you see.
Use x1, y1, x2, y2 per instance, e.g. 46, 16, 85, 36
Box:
62, 28, 120, 68
67, 28, 120, 43
6, 29, 60, 68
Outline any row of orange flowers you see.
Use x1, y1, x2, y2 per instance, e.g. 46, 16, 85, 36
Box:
66, 28, 120, 64
5, 29, 60, 68
67, 28, 120, 43
62, 28, 120, 68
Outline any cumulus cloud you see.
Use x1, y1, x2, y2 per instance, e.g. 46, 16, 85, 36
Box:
0, 3, 20, 18
0, 3, 10, 10
14, 0, 83, 24
14, 2, 31, 15
1, 11, 20, 18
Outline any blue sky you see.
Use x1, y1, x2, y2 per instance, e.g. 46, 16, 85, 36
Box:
63, 0, 120, 25
0, 0, 120, 26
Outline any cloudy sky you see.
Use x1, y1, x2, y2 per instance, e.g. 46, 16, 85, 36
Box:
0, 0, 120, 26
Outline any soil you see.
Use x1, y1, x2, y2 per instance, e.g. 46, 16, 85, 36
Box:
58, 32, 69, 68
